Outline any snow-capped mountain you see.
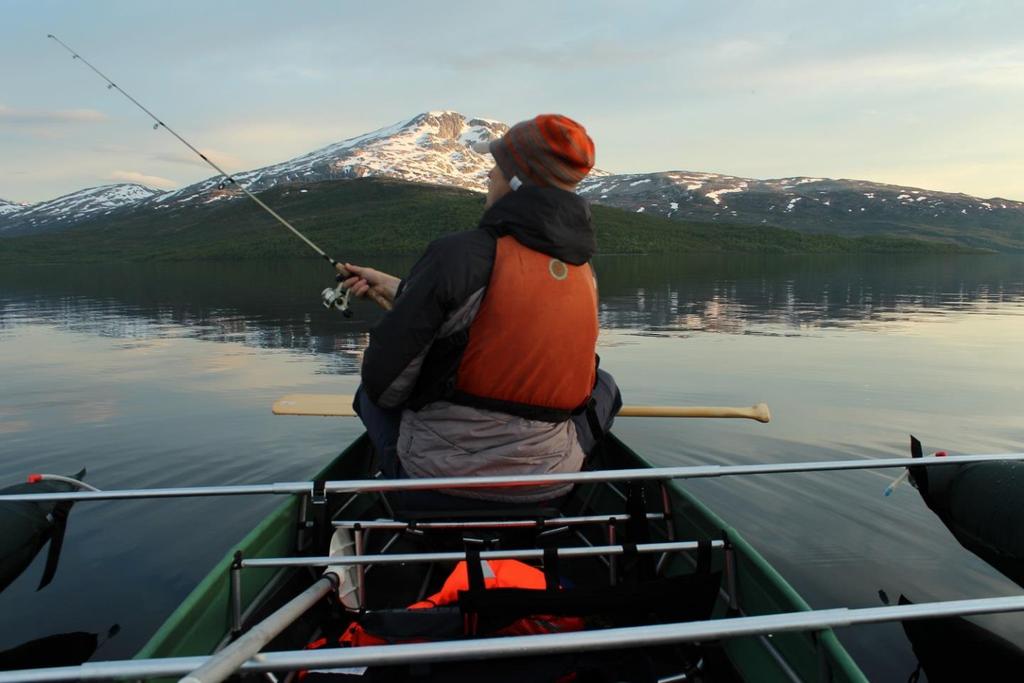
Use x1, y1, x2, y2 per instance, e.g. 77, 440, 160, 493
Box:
152, 111, 509, 208
580, 171, 1024, 248
0, 112, 508, 235
3, 110, 1022, 250
0, 198, 27, 217
0, 184, 161, 235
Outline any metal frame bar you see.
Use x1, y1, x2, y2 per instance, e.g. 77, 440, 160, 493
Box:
229, 552, 244, 637
363, 532, 402, 577
295, 494, 311, 552
724, 543, 739, 613
607, 520, 618, 585
180, 576, 337, 683
6, 596, 1024, 682
332, 513, 664, 531
671, 534, 803, 683
4, 453, 1022, 503
215, 564, 297, 654
656, 482, 676, 574
241, 541, 723, 569
352, 524, 366, 608
571, 528, 611, 569
415, 561, 437, 603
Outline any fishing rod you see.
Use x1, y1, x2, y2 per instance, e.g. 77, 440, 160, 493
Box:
46, 34, 392, 316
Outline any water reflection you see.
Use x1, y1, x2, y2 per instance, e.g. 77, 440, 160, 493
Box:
596, 255, 1024, 336
3, 256, 1022, 367
2, 254, 1024, 674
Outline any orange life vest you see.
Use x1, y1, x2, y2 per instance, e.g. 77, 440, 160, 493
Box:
321, 560, 584, 650
453, 236, 598, 418
408, 558, 548, 609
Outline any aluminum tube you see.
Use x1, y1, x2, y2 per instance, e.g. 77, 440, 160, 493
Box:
5, 596, 1024, 682
332, 513, 662, 530
0, 656, 210, 682
229, 561, 242, 635
0, 482, 305, 503
242, 541, 723, 568
658, 673, 691, 683
4, 453, 1023, 503
178, 576, 335, 683
319, 454, 1024, 494
608, 522, 617, 585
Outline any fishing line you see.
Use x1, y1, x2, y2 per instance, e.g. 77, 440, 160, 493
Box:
46, 34, 380, 316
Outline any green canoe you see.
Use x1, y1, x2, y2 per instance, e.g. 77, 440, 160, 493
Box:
135, 433, 867, 682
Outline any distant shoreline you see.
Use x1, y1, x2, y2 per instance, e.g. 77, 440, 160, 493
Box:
0, 179, 993, 264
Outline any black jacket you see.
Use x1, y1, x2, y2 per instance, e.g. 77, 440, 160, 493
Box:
361, 186, 596, 409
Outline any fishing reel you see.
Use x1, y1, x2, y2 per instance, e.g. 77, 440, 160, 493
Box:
322, 280, 353, 318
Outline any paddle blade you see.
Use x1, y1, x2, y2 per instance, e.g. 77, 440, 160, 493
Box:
326, 528, 361, 611
273, 394, 357, 417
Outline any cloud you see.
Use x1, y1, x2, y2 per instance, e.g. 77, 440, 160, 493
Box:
734, 47, 1024, 93
708, 36, 786, 61
207, 120, 355, 159
88, 144, 247, 171
24, 128, 70, 141
107, 170, 178, 189
0, 104, 108, 125
444, 38, 674, 72
242, 65, 328, 84
146, 148, 247, 171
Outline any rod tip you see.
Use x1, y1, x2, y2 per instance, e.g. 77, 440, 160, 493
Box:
753, 402, 771, 423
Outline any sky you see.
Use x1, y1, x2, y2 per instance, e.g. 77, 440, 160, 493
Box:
2, 0, 1022, 204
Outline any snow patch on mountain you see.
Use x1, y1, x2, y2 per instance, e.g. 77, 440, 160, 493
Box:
706, 185, 747, 206
575, 168, 1024, 242
0, 184, 160, 234
5, 111, 609, 233
153, 111, 511, 207
5, 111, 1023, 248
0, 198, 27, 217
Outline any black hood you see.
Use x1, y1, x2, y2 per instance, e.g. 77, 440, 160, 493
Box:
477, 186, 595, 265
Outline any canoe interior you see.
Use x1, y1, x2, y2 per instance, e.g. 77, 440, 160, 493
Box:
136, 434, 866, 682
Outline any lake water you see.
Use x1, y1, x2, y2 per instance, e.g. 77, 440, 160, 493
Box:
1, 254, 1023, 680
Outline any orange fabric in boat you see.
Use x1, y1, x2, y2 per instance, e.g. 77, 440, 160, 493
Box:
331, 560, 583, 649
454, 236, 598, 412
408, 559, 547, 609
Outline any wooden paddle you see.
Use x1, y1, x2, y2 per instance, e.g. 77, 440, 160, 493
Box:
272, 394, 771, 423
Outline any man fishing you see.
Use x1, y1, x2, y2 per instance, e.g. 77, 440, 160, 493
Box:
341, 114, 620, 511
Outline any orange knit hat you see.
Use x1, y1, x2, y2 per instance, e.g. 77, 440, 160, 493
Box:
473, 114, 595, 191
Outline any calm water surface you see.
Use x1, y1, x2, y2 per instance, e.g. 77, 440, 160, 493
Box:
1, 254, 1023, 680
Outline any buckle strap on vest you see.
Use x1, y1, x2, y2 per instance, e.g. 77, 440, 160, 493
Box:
465, 545, 486, 594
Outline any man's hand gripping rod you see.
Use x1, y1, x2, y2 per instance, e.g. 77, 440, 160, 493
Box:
46, 34, 392, 315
